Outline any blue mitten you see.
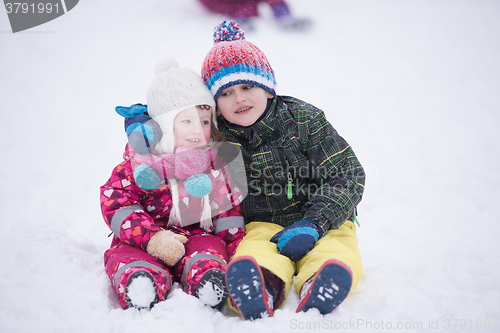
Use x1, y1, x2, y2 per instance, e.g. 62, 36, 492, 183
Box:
270, 220, 324, 261
125, 115, 162, 155
115, 104, 162, 155
116, 103, 148, 118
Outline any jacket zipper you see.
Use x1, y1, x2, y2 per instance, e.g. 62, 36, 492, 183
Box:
279, 150, 294, 200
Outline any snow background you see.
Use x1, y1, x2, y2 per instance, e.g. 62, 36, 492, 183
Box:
1, 0, 499, 332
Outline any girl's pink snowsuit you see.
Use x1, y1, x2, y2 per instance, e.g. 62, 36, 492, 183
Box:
100, 144, 245, 309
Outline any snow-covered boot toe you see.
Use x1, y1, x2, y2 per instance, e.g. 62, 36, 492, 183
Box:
125, 271, 159, 310
195, 269, 228, 310
226, 256, 274, 320
296, 259, 352, 314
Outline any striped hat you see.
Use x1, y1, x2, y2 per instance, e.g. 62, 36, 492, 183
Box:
201, 20, 277, 100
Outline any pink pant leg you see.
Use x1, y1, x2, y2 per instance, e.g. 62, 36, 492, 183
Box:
104, 243, 173, 309
174, 234, 229, 295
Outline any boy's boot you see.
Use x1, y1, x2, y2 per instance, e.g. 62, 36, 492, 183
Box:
195, 268, 228, 310
226, 256, 274, 320
125, 271, 159, 310
296, 259, 352, 314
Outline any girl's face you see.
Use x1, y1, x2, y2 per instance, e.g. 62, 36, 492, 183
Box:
173, 106, 212, 149
216, 84, 273, 127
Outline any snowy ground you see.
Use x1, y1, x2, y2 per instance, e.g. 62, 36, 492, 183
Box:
1, 1, 499, 332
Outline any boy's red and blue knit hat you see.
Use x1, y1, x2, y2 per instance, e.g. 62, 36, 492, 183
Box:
201, 20, 277, 100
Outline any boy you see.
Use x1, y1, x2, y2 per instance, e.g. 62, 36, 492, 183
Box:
201, 21, 366, 320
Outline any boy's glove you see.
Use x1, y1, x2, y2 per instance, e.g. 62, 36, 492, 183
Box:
124, 114, 162, 155
270, 220, 324, 261
146, 230, 188, 266
116, 104, 162, 155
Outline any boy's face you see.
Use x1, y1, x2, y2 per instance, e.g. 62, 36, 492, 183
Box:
173, 106, 212, 149
217, 84, 273, 127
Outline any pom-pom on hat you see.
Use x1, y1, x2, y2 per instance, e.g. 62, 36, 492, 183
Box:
201, 20, 277, 100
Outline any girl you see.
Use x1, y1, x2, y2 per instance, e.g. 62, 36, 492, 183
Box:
100, 59, 245, 310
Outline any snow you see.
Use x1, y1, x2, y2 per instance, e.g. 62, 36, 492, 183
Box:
1, 0, 499, 332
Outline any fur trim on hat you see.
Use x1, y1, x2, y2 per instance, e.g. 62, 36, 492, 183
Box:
147, 59, 216, 153
146, 58, 217, 231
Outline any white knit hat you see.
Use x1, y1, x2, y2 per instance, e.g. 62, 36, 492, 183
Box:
147, 58, 216, 154
145, 58, 217, 230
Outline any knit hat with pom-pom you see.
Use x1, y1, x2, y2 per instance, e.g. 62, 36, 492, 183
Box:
147, 58, 216, 154
201, 20, 277, 100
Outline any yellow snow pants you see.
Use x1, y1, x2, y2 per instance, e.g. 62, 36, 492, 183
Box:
230, 220, 363, 311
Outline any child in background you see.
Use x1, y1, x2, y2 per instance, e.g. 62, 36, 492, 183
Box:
197, 0, 310, 31
201, 21, 366, 319
100, 58, 245, 310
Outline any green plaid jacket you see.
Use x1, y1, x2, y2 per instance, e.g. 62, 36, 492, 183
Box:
218, 96, 365, 231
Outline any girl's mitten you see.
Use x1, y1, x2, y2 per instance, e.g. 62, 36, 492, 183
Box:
147, 230, 188, 266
